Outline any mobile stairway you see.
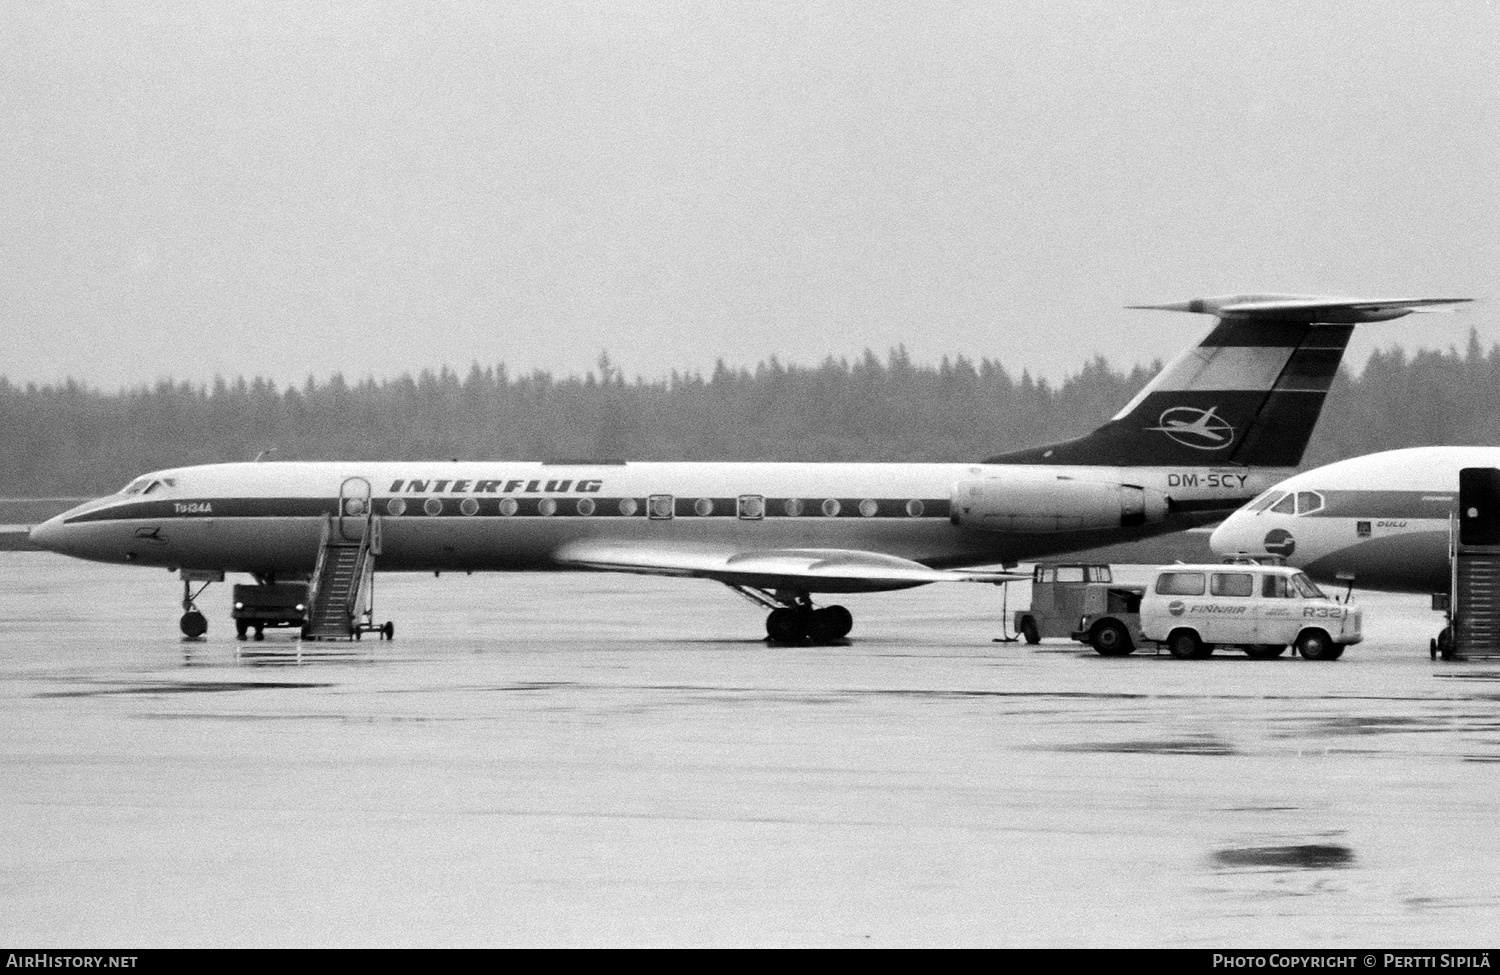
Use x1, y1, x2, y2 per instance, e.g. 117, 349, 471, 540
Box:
1435, 467, 1500, 660
303, 481, 394, 642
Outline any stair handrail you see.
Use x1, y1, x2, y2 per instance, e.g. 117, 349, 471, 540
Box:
307, 514, 334, 623
343, 507, 378, 621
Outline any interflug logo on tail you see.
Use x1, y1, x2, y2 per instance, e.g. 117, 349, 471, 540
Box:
1147, 406, 1235, 451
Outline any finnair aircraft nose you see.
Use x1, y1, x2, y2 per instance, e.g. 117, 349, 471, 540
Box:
1209, 514, 1253, 558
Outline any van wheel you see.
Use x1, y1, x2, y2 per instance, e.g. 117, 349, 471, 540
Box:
1245, 644, 1287, 659
1168, 630, 1204, 660
1020, 617, 1041, 645
1090, 619, 1135, 656
1295, 629, 1339, 661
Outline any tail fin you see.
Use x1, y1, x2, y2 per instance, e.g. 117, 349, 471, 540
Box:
985, 294, 1471, 467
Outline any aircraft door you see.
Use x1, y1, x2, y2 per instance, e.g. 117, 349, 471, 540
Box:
338, 477, 373, 542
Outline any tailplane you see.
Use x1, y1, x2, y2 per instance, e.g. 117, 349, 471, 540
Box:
986, 294, 1471, 467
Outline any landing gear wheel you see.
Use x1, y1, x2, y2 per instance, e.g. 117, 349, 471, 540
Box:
1168, 630, 1205, 660
807, 606, 854, 644
235, 620, 249, 641
1245, 644, 1287, 659
1090, 619, 1135, 656
382, 621, 395, 641
1295, 629, 1339, 661
766, 608, 806, 643
179, 610, 208, 639
1020, 617, 1041, 645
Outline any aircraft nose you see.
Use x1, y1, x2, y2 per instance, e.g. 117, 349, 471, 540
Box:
28, 514, 65, 552
1209, 514, 1250, 557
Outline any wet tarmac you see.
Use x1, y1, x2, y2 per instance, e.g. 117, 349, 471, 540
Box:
1, 554, 1497, 947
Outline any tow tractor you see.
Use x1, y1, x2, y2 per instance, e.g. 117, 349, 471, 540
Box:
1013, 563, 1146, 656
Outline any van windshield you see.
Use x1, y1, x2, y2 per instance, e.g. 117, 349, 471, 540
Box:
1292, 573, 1326, 599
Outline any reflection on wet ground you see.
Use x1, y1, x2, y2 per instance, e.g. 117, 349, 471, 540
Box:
2, 553, 1498, 947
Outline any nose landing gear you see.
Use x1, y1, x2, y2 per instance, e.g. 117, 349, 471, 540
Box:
178, 573, 217, 640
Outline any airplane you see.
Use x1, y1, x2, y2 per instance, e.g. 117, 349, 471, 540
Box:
29, 294, 1467, 643
1209, 445, 1494, 595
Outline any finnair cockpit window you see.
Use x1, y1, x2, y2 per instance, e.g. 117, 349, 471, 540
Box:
1292, 573, 1325, 599
1246, 491, 1285, 513
1295, 491, 1324, 515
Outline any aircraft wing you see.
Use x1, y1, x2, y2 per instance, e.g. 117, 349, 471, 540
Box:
553, 540, 1025, 593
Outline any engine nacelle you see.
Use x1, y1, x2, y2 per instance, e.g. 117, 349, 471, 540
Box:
951, 474, 1170, 533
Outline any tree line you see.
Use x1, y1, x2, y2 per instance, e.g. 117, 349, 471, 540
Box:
2, 336, 1498, 496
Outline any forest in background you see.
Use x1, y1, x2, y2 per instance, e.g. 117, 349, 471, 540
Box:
3, 335, 1499, 496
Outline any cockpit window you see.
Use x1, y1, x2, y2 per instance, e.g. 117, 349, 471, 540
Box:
1295, 491, 1324, 515
121, 476, 174, 495
1247, 491, 1285, 514
1270, 493, 1296, 515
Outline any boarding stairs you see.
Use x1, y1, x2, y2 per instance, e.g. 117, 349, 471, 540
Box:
1443, 468, 1500, 659
303, 489, 387, 641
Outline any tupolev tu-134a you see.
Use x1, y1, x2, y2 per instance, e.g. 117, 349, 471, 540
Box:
29, 294, 1468, 643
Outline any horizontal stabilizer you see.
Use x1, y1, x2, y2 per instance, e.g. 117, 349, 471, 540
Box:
1127, 294, 1471, 323
555, 541, 1025, 593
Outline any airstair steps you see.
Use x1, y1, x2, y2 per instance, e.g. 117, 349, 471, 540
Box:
306, 541, 369, 641
1454, 549, 1500, 657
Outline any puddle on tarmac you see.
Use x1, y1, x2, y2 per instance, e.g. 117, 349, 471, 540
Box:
1213, 843, 1355, 870
36, 680, 330, 697
1061, 735, 1237, 756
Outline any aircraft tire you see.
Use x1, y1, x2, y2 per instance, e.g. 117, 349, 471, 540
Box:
807, 606, 853, 644
1020, 617, 1041, 645
179, 611, 207, 639
1089, 619, 1134, 656
766, 608, 806, 644
1295, 629, 1338, 661
1167, 629, 1203, 660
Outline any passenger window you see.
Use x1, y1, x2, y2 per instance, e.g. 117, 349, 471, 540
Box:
1270, 494, 1296, 515
1210, 573, 1254, 597
1262, 574, 1290, 598
1247, 491, 1284, 513
1295, 491, 1324, 515
1155, 572, 1206, 596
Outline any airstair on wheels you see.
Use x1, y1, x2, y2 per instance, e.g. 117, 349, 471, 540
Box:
304, 477, 393, 642
1437, 467, 1500, 660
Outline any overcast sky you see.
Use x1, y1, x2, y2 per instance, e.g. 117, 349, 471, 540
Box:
2, 0, 1495, 390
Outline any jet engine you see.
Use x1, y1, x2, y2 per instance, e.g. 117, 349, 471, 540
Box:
951, 474, 1170, 533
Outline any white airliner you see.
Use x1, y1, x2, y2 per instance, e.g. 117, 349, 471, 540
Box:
1210, 445, 1494, 595
30, 294, 1467, 642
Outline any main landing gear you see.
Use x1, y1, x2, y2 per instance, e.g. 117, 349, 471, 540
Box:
726, 585, 855, 645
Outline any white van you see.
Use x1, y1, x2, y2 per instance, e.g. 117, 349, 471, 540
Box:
1139, 564, 1361, 660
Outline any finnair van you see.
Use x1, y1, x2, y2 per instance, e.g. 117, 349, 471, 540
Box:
1139, 564, 1361, 660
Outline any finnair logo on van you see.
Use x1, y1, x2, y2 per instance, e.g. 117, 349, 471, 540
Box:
1147, 406, 1234, 450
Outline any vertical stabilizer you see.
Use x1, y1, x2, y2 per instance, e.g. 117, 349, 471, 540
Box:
985, 294, 1469, 468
